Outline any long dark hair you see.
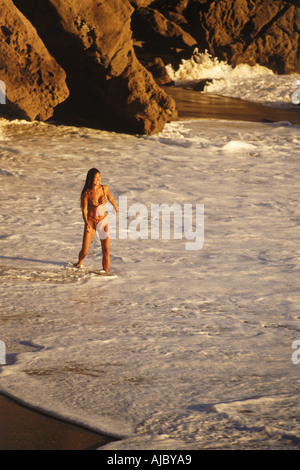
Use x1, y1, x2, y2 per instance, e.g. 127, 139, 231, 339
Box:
80, 168, 100, 209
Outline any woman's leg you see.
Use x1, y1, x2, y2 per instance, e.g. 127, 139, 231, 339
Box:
100, 224, 110, 272
75, 224, 95, 267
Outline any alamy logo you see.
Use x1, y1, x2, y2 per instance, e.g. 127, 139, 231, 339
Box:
101, 196, 204, 251
291, 80, 300, 105
0, 81, 6, 104
291, 340, 300, 365
0, 340, 6, 365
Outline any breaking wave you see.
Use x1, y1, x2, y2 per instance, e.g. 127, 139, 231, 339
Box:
166, 49, 300, 109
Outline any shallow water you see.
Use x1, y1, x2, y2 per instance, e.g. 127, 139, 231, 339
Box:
166, 86, 300, 124
1, 84, 300, 449
0, 394, 115, 450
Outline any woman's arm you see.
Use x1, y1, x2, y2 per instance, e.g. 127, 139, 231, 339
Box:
82, 192, 89, 224
105, 186, 118, 212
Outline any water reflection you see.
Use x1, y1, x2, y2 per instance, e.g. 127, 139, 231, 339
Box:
166, 86, 300, 124
0, 394, 116, 450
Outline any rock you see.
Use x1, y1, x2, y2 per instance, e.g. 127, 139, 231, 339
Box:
132, 7, 197, 52
238, 2, 300, 74
184, 0, 300, 74
2, 0, 298, 134
129, 0, 154, 7
131, 0, 299, 74
151, 0, 190, 16
183, 78, 214, 91
139, 57, 173, 86
131, 5, 197, 81
163, 12, 189, 29
105, 53, 176, 134
0, 0, 69, 121
13, 0, 176, 134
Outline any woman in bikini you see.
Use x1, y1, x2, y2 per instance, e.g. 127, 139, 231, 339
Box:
74, 168, 118, 272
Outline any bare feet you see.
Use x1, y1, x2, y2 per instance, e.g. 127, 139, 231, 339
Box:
73, 262, 82, 268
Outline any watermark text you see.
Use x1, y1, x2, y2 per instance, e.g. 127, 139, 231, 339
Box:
0, 340, 6, 365
97, 196, 204, 251
292, 80, 300, 105
0, 81, 6, 104
292, 340, 300, 365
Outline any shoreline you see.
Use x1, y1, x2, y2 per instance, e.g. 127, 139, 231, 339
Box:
2, 87, 300, 131
165, 86, 300, 125
1, 90, 299, 450
0, 393, 118, 450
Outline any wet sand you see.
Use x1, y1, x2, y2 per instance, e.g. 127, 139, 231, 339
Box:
0, 394, 116, 450
1, 90, 299, 451
166, 86, 300, 125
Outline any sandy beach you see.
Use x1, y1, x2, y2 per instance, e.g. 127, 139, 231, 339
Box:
1, 85, 300, 450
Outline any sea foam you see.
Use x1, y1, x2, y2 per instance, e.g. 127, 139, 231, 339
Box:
166, 49, 300, 109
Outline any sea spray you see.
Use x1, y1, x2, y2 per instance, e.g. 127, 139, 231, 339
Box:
165, 49, 274, 83
166, 48, 300, 109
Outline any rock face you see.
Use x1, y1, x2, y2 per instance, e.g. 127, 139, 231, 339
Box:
6, 0, 177, 134
184, 0, 300, 74
0, 0, 299, 133
16, 0, 176, 134
132, 6, 197, 52
131, 0, 300, 74
0, 0, 69, 121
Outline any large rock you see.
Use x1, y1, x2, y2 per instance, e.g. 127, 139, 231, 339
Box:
184, 0, 300, 73
13, 0, 176, 134
130, 4, 197, 85
2, 0, 298, 133
131, 0, 300, 74
0, 0, 69, 121
131, 6, 197, 51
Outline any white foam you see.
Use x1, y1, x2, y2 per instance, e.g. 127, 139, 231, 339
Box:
166, 49, 300, 109
222, 140, 257, 152
1, 117, 300, 449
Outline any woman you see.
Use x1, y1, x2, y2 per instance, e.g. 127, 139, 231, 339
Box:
74, 168, 118, 272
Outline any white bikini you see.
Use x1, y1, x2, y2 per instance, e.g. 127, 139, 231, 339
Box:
88, 185, 109, 240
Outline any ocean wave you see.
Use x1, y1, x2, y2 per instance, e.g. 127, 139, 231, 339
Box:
166, 49, 300, 109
